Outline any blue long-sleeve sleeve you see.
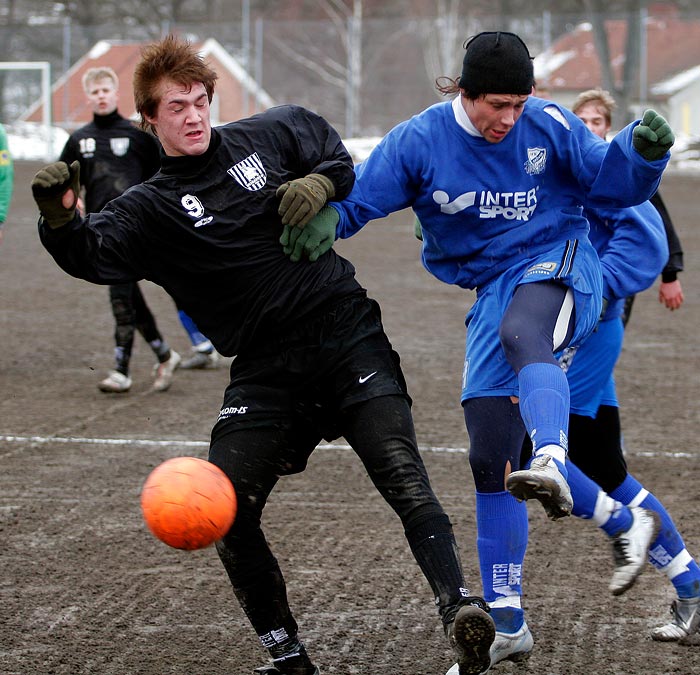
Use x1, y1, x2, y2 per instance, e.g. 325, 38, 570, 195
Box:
333, 97, 669, 291
589, 201, 668, 311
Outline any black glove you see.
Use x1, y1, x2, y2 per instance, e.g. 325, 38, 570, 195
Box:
632, 110, 674, 161
31, 160, 81, 229
280, 206, 339, 262
276, 173, 335, 228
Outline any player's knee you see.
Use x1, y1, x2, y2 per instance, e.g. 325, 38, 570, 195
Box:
111, 299, 134, 325
498, 310, 526, 354
468, 447, 513, 492
499, 313, 552, 371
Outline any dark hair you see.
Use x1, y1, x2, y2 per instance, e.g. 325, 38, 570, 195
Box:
133, 34, 218, 134
435, 76, 479, 100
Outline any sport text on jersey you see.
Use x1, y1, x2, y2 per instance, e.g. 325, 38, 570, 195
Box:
432, 185, 539, 221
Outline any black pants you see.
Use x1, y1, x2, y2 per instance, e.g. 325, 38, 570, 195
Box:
108, 282, 166, 374
209, 295, 468, 649
567, 406, 629, 493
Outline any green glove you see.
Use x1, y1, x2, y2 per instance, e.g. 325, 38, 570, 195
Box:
276, 173, 335, 228
413, 215, 423, 241
280, 206, 339, 262
632, 109, 675, 161
31, 160, 81, 229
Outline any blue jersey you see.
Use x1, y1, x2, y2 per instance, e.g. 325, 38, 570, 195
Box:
587, 201, 668, 321
331, 96, 668, 400
560, 200, 667, 415
333, 96, 668, 291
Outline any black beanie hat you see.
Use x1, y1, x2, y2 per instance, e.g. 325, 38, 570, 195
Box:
458, 31, 534, 95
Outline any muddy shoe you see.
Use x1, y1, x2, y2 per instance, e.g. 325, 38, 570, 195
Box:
446, 619, 533, 675
651, 596, 700, 642
98, 370, 132, 393
255, 640, 320, 675
609, 507, 660, 596
490, 621, 533, 666
506, 454, 573, 520
152, 350, 181, 391
446, 599, 496, 675
180, 347, 220, 369
254, 667, 319, 675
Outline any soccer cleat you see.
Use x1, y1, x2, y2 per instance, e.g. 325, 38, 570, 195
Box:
490, 621, 534, 667
254, 645, 320, 675
651, 596, 700, 642
505, 454, 573, 520
445, 621, 533, 675
180, 348, 220, 370
446, 599, 496, 675
152, 350, 181, 391
98, 370, 132, 393
609, 507, 660, 596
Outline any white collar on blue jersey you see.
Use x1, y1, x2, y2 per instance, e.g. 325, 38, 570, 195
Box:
452, 95, 483, 137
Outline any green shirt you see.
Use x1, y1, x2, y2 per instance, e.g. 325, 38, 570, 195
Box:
0, 123, 14, 224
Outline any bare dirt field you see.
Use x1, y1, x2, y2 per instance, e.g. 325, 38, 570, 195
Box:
2, 160, 699, 675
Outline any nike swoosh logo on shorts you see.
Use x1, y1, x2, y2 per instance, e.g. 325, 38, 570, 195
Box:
359, 371, 377, 384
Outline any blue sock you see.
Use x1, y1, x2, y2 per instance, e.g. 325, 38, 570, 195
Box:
518, 362, 570, 453
611, 474, 700, 598
178, 310, 212, 350
476, 491, 528, 633
567, 461, 632, 535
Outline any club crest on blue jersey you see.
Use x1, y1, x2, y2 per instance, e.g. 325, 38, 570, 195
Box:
110, 137, 130, 157
227, 152, 267, 191
524, 147, 547, 175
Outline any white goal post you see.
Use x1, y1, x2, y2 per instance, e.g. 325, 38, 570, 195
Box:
0, 61, 53, 128
0, 61, 52, 128
0, 61, 54, 160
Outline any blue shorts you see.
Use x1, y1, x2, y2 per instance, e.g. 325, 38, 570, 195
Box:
461, 239, 603, 401
558, 317, 623, 417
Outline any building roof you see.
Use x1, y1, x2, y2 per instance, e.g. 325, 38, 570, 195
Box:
22, 38, 275, 130
534, 12, 700, 99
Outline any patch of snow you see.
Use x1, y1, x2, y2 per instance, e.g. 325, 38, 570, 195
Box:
6, 122, 69, 161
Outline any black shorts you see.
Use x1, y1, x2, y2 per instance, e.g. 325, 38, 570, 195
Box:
212, 293, 410, 445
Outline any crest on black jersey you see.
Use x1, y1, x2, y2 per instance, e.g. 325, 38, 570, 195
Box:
227, 152, 267, 191
110, 137, 130, 157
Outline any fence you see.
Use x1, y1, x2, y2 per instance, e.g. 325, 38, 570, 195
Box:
2, 8, 700, 140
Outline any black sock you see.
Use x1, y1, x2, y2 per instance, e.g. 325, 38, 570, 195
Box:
407, 513, 470, 625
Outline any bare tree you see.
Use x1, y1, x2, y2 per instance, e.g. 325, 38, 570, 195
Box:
268, 0, 364, 136
418, 0, 468, 95
583, 0, 645, 127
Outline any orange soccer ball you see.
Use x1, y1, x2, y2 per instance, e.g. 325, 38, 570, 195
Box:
140, 456, 237, 551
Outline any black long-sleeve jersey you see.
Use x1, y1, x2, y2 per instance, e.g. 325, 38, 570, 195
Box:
650, 191, 684, 282
59, 110, 161, 213
41, 105, 360, 356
